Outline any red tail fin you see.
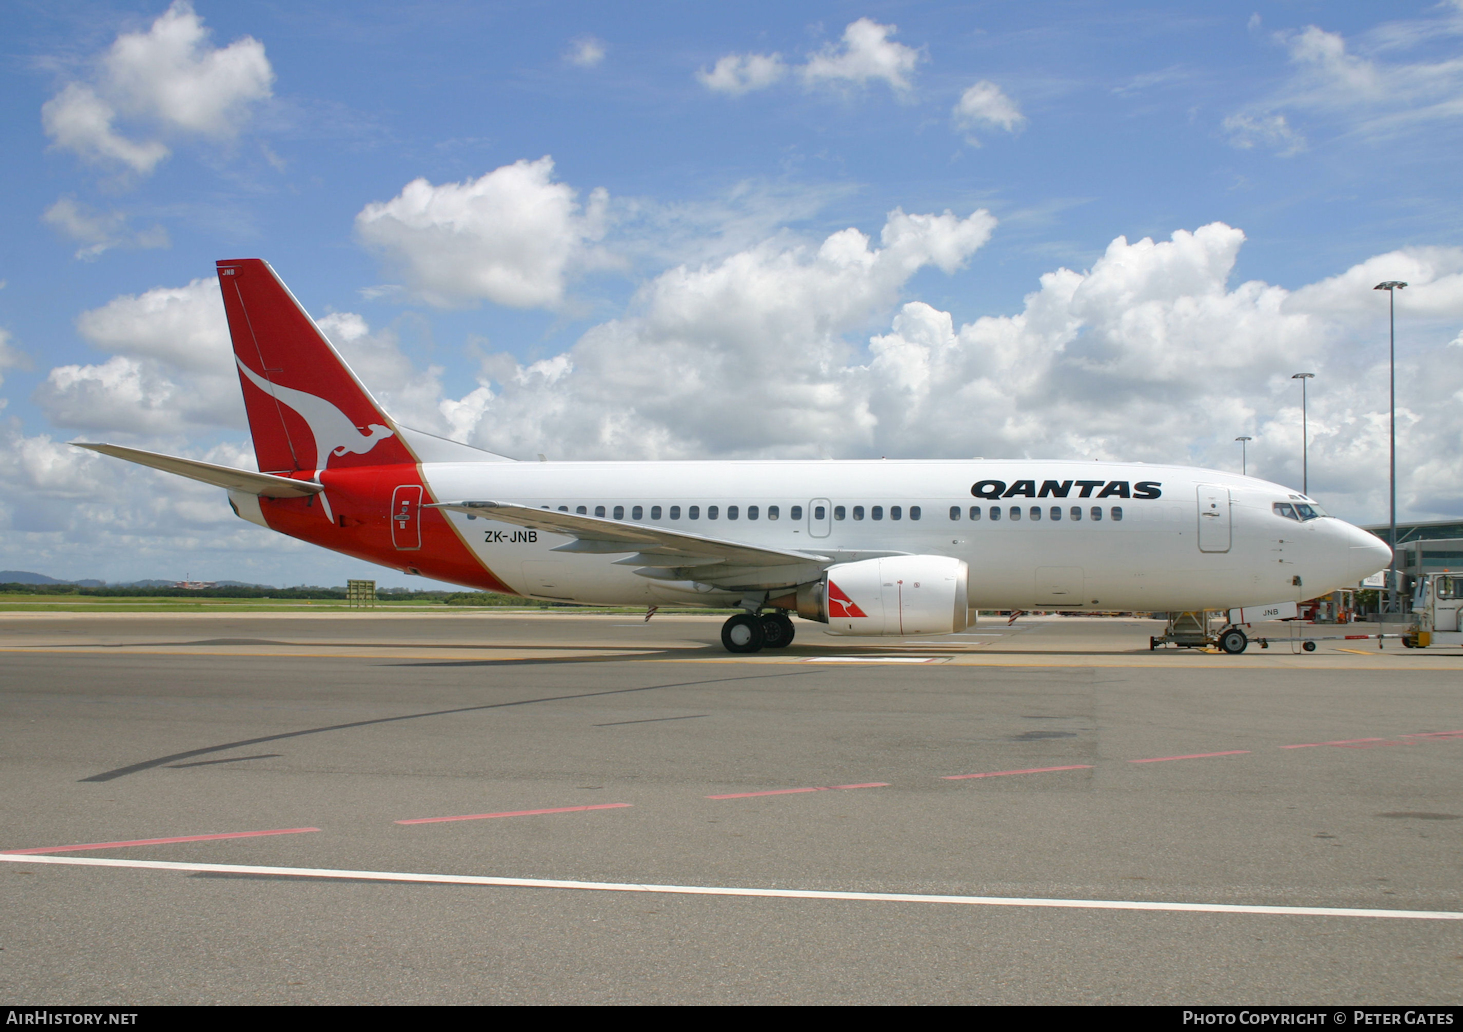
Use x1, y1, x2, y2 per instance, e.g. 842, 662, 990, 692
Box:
216, 259, 414, 474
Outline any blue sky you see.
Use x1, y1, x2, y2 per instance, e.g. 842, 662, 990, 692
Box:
2, 1, 1462, 586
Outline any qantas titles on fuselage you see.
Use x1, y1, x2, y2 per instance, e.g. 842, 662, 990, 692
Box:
77, 258, 1392, 654
970, 479, 1161, 500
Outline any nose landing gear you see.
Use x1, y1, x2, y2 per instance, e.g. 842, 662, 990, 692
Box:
720, 611, 795, 653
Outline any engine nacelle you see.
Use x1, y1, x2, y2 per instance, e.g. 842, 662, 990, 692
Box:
777, 555, 971, 636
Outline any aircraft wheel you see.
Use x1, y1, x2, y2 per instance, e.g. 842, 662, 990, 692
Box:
1219, 627, 1248, 655
1302, 640, 1317, 652
1149, 636, 1158, 651
722, 613, 765, 654
760, 613, 795, 649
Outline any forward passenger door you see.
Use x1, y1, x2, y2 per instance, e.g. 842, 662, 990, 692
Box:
1196, 485, 1231, 553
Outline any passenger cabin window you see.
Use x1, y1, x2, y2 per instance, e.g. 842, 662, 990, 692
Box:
558, 506, 568, 512
970, 506, 981, 521
595, 505, 606, 517
1111, 506, 1123, 522
834, 506, 846, 520
669, 505, 681, 519
1029, 506, 1041, 521
727, 505, 738, 520
708, 505, 719, 519
950, 506, 961, 520
631, 505, 643, 520
577, 506, 587, 515
791, 505, 803, 520
891, 505, 901, 520
1050, 506, 1062, 521
1070, 506, 1081, 521
1010, 506, 1022, 521
768, 505, 779, 520
1090, 506, 1102, 521
650, 505, 661, 520
871, 506, 883, 520
910, 506, 920, 520
990, 506, 1001, 522
852, 506, 865, 521
614, 505, 625, 520
689, 505, 700, 519
748, 505, 759, 520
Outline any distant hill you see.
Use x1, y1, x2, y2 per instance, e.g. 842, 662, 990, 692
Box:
1, 571, 105, 587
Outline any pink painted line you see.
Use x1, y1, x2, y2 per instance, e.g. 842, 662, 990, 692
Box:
1128, 751, 1250, 764
707, 782, 890, 800
1, 827, 320, 856
396, 803, 631, 825
1402, 730, 1463, 739
943, 765, 1094, 781
1281, 738, 1391, 749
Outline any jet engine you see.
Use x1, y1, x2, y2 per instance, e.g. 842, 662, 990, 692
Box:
769, 555, 971, 636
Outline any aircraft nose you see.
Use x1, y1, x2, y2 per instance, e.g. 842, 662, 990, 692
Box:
1339, 521, 1392, 579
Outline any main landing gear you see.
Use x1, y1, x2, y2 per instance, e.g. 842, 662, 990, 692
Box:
721, 611, 795, 654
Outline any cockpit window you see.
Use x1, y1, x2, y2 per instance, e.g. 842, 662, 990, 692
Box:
1275, 501, 1326, 521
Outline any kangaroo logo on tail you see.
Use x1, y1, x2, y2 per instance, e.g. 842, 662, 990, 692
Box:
236, 357, 395, 471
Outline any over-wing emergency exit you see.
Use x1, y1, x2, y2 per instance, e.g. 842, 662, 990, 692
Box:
78, 259, 1391, 653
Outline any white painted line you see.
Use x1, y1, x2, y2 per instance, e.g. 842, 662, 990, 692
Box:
3, 853, 1458, 921
802, 657, 944, 664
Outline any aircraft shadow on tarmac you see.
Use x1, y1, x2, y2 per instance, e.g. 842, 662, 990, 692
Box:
78, 669, 821, 784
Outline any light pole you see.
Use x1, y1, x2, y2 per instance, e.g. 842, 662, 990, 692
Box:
1291, 373, 1315, 495
1235, 436, 1251, 476
1374, 280, 1407, 615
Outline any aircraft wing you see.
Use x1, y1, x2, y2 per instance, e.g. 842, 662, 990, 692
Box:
74, 443, 323, 499
427, 500, 832, 571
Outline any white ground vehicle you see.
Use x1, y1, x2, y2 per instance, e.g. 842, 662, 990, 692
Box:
1405, 574, 1463, 648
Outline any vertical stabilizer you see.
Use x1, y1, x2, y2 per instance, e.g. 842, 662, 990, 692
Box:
216, 259, 415, 473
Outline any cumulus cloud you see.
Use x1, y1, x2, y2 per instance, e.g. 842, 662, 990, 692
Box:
74, 278, 231, 374
355, 157, 611, 310
700, 19, 920, 97
802, 18, 922, 94
43, 196, 169, 261
565, 36, 606, 67
697, 53, 786, 95
952, 81, 1026, 144
36, 277, 242, 435
435, 205, 995, 457
41, 0, 273, 177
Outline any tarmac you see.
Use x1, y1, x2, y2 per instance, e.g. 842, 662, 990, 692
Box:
1, 611, 1459, 1004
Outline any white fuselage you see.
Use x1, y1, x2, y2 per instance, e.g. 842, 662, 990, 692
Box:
417, 459, 1390, 612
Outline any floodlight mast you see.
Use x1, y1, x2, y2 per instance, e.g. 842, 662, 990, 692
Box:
1235, 436, 1251, 476
1374, 280, 1407, 615
1291, 373, 1314, 495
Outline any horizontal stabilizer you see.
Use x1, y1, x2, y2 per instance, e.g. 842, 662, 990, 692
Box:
74, 443, 323, 498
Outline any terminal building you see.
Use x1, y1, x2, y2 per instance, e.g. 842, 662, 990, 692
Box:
1361, 519, 1463, 584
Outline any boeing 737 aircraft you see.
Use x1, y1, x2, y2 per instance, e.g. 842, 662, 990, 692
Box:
80, 259, 1391, 653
